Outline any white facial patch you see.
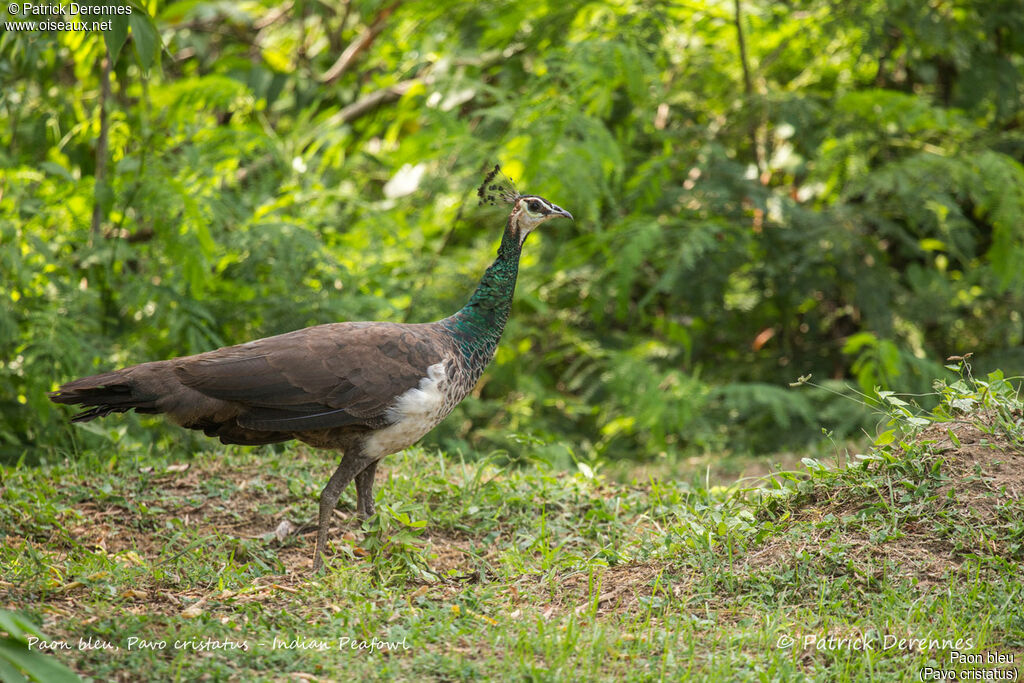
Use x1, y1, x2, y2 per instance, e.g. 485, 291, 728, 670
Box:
515, 198, 555, 245
518, 214, 538, 245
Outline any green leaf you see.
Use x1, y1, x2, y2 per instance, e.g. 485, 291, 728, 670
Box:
129, 10, 160, 69
0, 657, 28, 683
0, 612, 82, 683
0, 611, 42, 643
874, 429, 897, 447
104, 15, 130, 65
0, 638, 81, 682
801, 457, 826, 472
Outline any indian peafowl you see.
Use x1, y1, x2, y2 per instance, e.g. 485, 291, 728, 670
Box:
49, 166, 572, 571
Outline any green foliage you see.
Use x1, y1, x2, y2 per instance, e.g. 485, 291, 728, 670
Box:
3, 0, 1024, 463
358, 502, 435, 585
0, 609, 82, 683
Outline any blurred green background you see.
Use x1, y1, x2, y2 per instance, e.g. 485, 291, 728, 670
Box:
2, 0, 1023, 467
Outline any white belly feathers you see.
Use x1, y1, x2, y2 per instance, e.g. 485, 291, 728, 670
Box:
362, 362, 452, 459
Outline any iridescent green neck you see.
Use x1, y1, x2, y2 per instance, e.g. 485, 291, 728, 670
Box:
440, 219, 522, 363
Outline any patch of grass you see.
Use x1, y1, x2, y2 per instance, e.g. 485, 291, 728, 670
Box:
2, 368, 1022, 680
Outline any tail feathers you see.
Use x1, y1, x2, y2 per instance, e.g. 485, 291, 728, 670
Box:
49, 372, 160, 423
51, 368, 293, 446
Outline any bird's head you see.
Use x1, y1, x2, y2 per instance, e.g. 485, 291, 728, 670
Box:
508, 194, 573, 245
477, 165, 573, 247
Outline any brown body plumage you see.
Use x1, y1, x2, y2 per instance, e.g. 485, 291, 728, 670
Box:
53, 322, 467, 442
51, 174, 572, 572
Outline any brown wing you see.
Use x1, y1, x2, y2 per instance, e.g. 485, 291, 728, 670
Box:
174, 322, 448, 432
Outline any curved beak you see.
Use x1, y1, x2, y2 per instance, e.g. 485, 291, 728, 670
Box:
551, 204, 573, 221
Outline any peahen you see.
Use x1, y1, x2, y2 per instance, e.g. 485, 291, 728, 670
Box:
49, 166, 572, 571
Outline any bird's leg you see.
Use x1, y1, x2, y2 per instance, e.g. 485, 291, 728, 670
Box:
314, 453, 372, 572
354, 459, 379, 519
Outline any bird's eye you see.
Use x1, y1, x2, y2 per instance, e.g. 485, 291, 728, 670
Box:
526, 200, 542, 213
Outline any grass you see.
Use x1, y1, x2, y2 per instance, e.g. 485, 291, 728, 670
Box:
1, 368, 1023, 681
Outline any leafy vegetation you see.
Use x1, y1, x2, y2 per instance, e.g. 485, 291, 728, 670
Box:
3, 1, 1024, 464
3, 3, 1024, 676
0, 609, 81, 683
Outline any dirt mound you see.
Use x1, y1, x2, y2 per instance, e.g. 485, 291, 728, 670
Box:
744, 411, 1024, 585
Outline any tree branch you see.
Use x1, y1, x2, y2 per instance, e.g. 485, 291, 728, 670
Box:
733, 0, 762, 172
90, 48, 112, 236
734, 0, 754, 98
327, 79, 419, 125
320, 1, 402, 84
